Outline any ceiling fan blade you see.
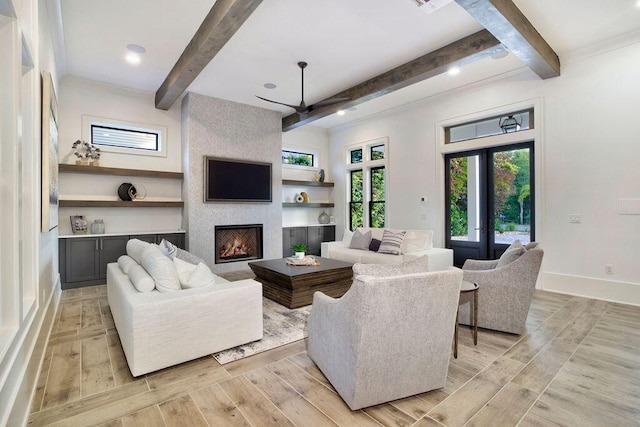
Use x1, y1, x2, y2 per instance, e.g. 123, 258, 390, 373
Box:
255, 95, 300, 110
309, 97, 351, 111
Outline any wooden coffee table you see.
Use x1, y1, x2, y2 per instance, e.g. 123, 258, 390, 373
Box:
249, 257, 354, 308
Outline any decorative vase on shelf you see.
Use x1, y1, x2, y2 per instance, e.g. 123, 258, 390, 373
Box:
318, 211, 330, 224
91, 219, 105, 234
294, 193, 304, 203
319, 169, 325, 182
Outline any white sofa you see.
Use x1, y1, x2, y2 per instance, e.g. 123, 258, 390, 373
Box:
321, 228, 453, 271
107, 241, 263, 376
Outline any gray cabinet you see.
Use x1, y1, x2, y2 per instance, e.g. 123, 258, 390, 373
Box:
60, 232, 186, 289
282, 225, 335, 257
61, 235, 128, 288
282, 227, 308, 257
307, 226, 335, 256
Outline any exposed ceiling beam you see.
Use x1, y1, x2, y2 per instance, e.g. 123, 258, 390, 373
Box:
454, 0, 560, 79
282, 29, 500, 132
155, 0, 262, 110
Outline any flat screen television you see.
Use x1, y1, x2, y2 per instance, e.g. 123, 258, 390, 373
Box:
204, 156, 272, 203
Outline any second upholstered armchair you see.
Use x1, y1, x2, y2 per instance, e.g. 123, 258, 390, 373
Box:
459, 243, 544, 335
307, 257, 463, 410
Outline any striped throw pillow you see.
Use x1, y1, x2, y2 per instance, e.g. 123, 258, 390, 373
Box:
377, 230, 407, 255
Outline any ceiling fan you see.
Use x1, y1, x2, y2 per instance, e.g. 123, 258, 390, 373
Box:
256, 61, 350, 116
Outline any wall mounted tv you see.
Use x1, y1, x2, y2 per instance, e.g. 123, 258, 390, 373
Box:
204, 156, 272, 203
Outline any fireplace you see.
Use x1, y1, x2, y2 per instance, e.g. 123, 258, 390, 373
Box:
215, 224, 263, 264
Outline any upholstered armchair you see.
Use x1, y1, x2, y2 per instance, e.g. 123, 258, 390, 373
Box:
307, 260, 463, 410
458, 244, 544, 335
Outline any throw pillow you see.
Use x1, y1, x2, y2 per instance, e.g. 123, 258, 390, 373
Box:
525, 242, 539, 250
128, 264, 155, 293
368, 238, 381, 252
141, 244, 181, 292
126, 238, 150, 264
353, 255, 429, 277
175, 248, 205, 265
341, 229, 354, 247
173, 257, 198, 285
496, 246, 525, 268
182, 263, 216, 289
157, 239, 178, 259
349, 228, 371, 250
377, 230, 407, 255
402, 230, 433, 254
117, 255, 138, 275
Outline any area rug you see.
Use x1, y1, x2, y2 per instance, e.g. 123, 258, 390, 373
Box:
213, 297, 311, 364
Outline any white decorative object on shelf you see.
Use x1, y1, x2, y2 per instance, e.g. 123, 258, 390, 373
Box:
295, 193, 304, 203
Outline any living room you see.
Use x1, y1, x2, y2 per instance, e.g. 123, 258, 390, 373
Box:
1, 0, 640, 425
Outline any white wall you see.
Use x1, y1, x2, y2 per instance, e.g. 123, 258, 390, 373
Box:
329, 37, 640, 305
281, 126, 335, 227
56, 79, 184, 235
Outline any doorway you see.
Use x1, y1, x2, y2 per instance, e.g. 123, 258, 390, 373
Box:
445, 142, 534, 267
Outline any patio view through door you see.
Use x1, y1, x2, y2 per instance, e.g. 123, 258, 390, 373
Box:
445, 142, 534, 267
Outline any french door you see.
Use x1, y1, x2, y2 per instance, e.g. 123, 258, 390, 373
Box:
445, 142, 534, 267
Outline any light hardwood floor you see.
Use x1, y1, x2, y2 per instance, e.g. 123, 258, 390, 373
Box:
28, 279, 640, 427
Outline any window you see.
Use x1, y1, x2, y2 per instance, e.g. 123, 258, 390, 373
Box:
82, 115, 167, 157
370, 166, 386, 227
346, 138, 388, 230
445, 108, 534, 144
91, 124, 159, 151
350, 170, 364, 230
282, 149, 314, 166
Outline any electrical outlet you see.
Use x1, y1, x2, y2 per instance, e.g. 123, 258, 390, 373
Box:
569, 214, 582, 224
605, 264, 614, 275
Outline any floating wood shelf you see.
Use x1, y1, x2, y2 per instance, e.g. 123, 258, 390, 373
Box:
59, 164, 183, 179
59, 200, 184, 208
282, 179, 334, 187
282, 202, 334, 208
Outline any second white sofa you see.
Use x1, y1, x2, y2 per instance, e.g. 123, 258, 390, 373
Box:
321, 227, 453, 271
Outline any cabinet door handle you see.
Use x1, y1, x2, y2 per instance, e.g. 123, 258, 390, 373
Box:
95, 239, 99, 251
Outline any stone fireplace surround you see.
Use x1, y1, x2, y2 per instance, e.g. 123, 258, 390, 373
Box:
182, 93, 283, 274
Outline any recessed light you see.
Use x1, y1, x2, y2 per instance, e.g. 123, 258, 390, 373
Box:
127, 44, 146, 54
337, 110, 346, 116
126, 52, 141, 65
263, 83, 277, 89
448, 67, 460, 76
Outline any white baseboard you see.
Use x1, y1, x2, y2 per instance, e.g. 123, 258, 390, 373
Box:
541, 272, 640, 306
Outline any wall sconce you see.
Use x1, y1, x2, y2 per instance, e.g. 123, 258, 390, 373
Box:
499, 115, 521, 133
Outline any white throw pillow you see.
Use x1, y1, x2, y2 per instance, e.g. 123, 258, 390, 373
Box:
157, 239, 178, 259
173, 257, 198, 285
141, 244, 181, 292
402, 230, 433, 254
126, 238, 151, 264
128, 264, 155, 293
182, 262, 216, 289
117, 255, 138, 275
341, 229, 354, 247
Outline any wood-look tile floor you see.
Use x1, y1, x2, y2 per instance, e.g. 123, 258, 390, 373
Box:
28, 280, 640, 426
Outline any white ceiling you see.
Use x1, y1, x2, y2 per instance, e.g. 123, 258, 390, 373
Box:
57, 0, 640, 129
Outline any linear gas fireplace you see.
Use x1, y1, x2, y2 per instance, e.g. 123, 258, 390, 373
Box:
215, 224, 263, 264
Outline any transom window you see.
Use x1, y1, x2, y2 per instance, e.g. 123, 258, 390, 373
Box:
446, 108, 534, 144
82, 115, 167, 157
282, 149, 315, 167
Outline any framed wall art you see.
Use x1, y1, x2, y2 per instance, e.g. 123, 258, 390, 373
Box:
41, 71, 59, 232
